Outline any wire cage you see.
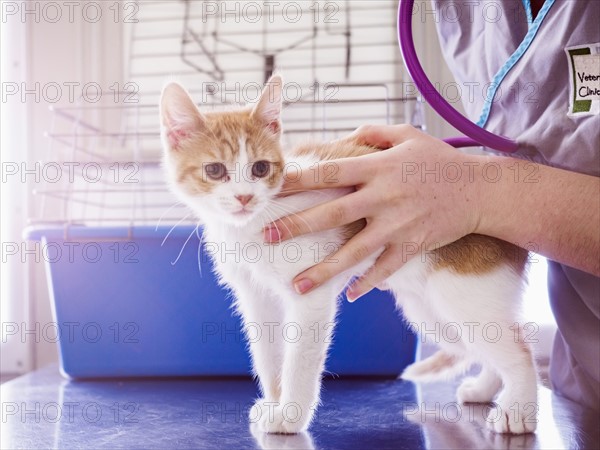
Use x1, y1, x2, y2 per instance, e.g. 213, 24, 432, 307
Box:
32, 0, 423, 228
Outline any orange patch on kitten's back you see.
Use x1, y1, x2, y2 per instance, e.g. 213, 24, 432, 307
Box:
432, 234, 528, 275
293, 138, 379, 160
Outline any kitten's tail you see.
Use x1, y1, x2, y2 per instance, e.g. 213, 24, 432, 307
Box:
401, 350, 469, 383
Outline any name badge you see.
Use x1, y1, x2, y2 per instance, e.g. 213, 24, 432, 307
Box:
565, 43, 600, 117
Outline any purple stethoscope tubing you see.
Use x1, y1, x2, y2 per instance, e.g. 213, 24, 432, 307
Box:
397, 0, 519, 153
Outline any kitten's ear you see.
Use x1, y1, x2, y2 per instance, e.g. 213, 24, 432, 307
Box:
251, 74, 283, 134
160, 82, 205, 150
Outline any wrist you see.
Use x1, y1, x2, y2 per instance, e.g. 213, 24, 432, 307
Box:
464, 153, 517, 238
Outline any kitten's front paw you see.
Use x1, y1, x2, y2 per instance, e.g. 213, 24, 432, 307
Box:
249, 399, 311, 434
250, 423, 315, 449
485, 395, 538, 434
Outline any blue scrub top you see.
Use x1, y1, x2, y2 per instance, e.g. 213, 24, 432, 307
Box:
432, 0, 600, 409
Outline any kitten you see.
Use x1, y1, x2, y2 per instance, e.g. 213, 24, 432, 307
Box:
160, 75, 538, 435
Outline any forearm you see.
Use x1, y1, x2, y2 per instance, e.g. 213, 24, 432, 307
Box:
473, 155, 600, 276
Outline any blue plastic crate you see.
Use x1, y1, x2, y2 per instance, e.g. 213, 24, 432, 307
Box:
25, 225, 416, 378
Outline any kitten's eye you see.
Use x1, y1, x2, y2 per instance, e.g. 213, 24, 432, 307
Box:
204, 163, 227, 180
251, 160, 270, 178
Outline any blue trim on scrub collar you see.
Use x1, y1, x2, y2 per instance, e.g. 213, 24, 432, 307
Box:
476, 0, 555, 128
522, 0, 533, 25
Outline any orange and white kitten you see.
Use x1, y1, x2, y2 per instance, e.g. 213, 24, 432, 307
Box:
160, 75, 538, 435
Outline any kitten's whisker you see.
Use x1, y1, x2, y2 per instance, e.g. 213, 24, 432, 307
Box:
263, 206, 293, 238
263, 206, 301, 247
195, 220, 204, 277
161, 214, 192, 247
155, 201, 185, 231
276, 189, 333, 198
266, 200, 306, 219
171, 223, 198, 266
266, 202, 315, 236
261, 209, 275, 233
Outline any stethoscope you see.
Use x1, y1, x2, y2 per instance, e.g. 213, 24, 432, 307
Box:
397, 0, 519, 153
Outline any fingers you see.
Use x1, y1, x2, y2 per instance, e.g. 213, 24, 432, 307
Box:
280, 124, 418, 194
291, 227, 387, 295
346, 124, 418, 149
264, 191, 368, 242
280, 124, 419, 193
281, 157, 372, 194
345, 246, 406, 302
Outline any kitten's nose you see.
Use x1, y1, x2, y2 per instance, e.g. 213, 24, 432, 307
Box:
235, 194, 254, 206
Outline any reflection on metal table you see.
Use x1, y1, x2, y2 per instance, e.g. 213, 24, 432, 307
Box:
1, 365, 598, 449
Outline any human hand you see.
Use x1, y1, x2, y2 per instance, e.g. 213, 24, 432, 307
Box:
264, 124, 484, 301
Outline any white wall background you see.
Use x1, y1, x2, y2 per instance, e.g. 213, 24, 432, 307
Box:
2, 0, 126, 372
